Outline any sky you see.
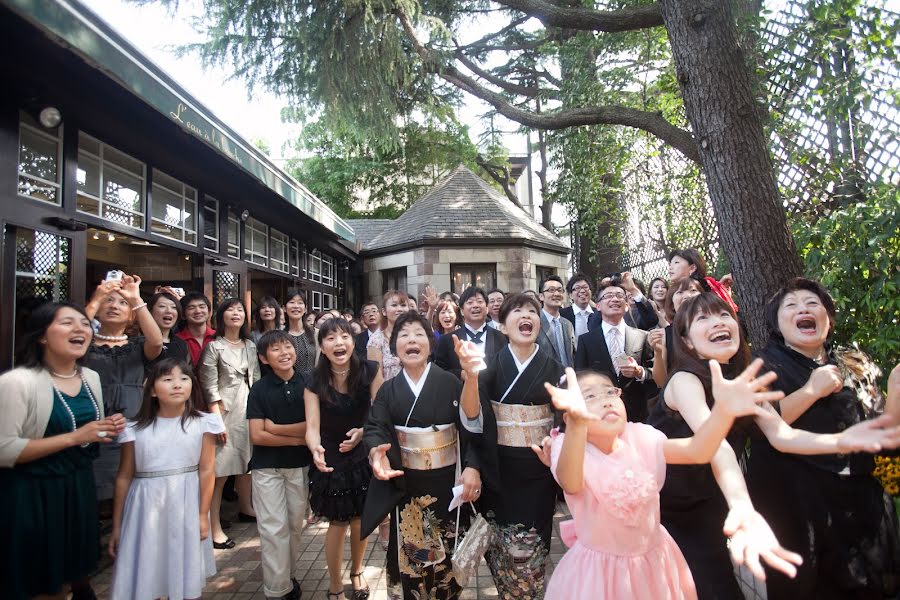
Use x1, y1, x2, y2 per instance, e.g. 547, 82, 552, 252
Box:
79, 0, 531, 163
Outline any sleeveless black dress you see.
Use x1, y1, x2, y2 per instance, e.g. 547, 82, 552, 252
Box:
306, 360, 377, 521
646, 366, 745, 600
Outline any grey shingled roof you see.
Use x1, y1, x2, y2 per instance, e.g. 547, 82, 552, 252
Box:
357, 166, 569, 253
345, 219, 394, 249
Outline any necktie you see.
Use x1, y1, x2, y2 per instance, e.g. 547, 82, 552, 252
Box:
607, 327, 622, 375
468, 329, 484, 344
552, 318, 569, 367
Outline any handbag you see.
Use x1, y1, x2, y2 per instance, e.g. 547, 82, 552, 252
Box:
452, 503, 493, 588
450, 437, 493, 588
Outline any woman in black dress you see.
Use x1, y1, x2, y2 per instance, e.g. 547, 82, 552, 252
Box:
305, 318, 383, 600
362, 311, 482, 600
746, 277, 900, 599
84, 274, 163, 502
284, 289, 317, 379
647, 293, 900, 599
649, 277, 704, 387
458, 292, 563, 599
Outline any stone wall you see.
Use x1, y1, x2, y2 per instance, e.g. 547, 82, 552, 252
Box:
360, 244, 569, 303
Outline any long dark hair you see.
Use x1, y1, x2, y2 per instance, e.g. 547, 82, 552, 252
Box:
148, 292, 182, 330
17, 301, 93, 368
670, 293, 750, 394
284, 288, 315, 343
214, 298, 249, 340
134, 358, 205, 431
663, 277, 705, 323
313, 318, 365, 406
254, 296, 283, 334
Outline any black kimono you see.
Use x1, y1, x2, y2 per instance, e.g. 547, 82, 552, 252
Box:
475, 345, 563, 600
362, 364, 480, 600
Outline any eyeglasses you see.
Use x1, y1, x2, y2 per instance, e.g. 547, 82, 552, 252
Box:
584, 387, 622, 401
571, 284, 590, 293
599, 292, 626, 302
543, 287, 564, 294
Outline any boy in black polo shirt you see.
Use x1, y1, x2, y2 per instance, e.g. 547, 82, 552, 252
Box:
248, 331, 312, 600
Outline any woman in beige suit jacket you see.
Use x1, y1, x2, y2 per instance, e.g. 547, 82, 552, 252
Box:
198, 298, 261, 549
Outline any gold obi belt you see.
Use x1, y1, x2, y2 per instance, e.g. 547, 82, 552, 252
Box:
395, 424, 458, 470
492, 402, 554, 448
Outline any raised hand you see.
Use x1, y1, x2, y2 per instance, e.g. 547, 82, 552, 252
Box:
311, 444, 333, 473
648, 328, 666, 355
119, 274, 143, 305
710, 359, 785, 419
837, 414, 900, 453
805, 365, 843, 399
723, 505, 802, 580
369, 443, 404, 480
453, 334, 485, 375
339, 427, 363, 453
421, 285, 438, 310
543, 367, 598, 424
531, 435, 552, 467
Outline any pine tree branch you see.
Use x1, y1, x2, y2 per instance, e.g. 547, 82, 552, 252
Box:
454, 51, 542, 98
476, 155, 522, 208
397, 10, 699, 163
492, 0, 664, 33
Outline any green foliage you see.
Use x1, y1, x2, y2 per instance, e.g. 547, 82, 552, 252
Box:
793, 184, 900, 370
286, 116, 484, 218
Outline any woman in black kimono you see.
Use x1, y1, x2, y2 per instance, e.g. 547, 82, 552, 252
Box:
458, 292, 564, 599
362, 311, 482, 600
746, 277, 900, 599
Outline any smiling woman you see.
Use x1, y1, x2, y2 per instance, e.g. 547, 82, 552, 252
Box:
746, 278, 900, 599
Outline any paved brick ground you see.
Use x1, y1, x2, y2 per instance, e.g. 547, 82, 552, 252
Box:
91, 503, 569, 600
89, 501, 765, 599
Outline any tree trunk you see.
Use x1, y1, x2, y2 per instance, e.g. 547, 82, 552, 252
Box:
660, 0, 803, 346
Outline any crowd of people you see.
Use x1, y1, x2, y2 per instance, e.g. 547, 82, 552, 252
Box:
2, 248, 900, 600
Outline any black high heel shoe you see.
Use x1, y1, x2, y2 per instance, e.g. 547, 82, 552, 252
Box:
213, 537, 236, 550
350, 571, 369, 600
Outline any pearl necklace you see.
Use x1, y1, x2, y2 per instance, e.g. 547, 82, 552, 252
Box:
95, 333, 128, 342
51, 370, 78, 379
51, 372, 101, 448
224, 337, 245, 346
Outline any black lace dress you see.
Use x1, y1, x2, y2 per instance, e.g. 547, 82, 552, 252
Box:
84, 337, 148, 500
646, 365, 746, 600
306, 360, 377, 522
746, 341, 900, 599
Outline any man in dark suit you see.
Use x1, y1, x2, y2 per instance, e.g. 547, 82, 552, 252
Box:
434, 287, 507, 378
354, 301, 380, 359
535, 275, 575, 367
574, 280, 657, 422
560, 273, 601, 349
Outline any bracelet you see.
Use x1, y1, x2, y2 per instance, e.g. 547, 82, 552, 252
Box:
131, 302, 148, 311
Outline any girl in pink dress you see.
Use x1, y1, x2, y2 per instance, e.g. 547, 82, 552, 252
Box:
543, 365, 793, 600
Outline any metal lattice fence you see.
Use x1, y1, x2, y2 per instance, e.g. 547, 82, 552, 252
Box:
607, 0, 900, 282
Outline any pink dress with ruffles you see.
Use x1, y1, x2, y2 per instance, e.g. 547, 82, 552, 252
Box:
545, 423, 697, 600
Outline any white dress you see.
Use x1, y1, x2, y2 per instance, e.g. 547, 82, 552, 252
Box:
110, 412, 225, 600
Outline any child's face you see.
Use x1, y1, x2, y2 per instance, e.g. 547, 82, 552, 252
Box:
261, 340, 297, 373
321, 328, 354, 367
578, 374, 627, 436
153, 366, 192, 409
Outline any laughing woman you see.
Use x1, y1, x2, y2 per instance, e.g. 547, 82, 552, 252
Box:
457, 292, 564, 599
305, 319, 383, 599
147, 292, 189, 366
0, 303, 125, 600
647, 293, 900, 599
746, 278, 900, 599
362, 311, 482, 600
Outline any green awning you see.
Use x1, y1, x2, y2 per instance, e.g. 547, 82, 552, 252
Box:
5, 0, 355, 244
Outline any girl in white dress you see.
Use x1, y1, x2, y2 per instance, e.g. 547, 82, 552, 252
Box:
109, 358, 224, 600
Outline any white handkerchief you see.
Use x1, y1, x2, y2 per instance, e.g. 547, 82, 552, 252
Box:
448, 484, 465, 511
